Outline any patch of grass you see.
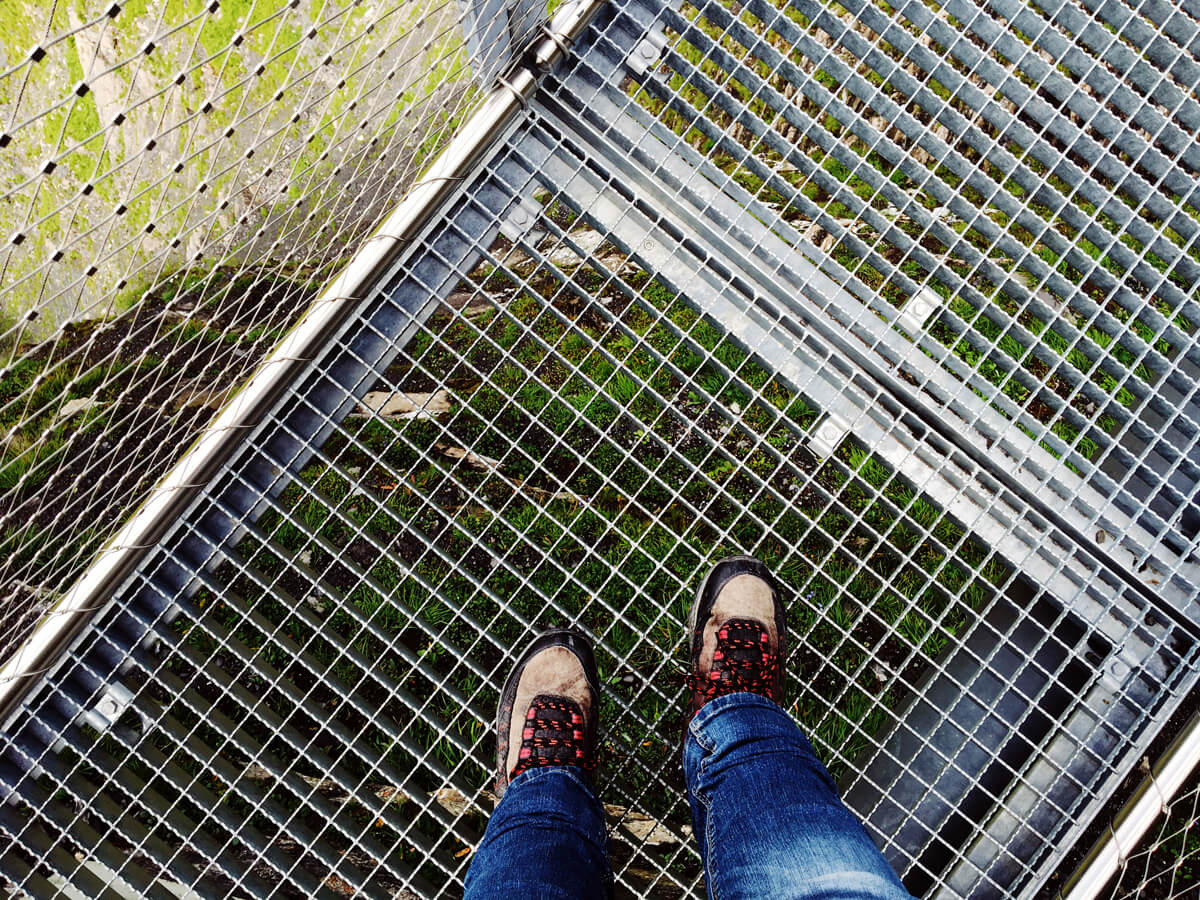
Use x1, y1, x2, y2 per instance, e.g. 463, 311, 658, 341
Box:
625, 0, 1196, 487
125, 237, 1019, 867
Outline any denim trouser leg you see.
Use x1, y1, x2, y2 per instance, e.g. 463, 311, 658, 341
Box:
684, 692, 914, 900
464, 766, 611, 900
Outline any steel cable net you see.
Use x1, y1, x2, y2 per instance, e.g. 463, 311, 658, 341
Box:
0, 0, 546, 671
1111, 777, 1200, 899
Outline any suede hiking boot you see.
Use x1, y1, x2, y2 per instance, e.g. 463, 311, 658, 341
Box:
495, 628, 601, 798
685, 556, 787, 726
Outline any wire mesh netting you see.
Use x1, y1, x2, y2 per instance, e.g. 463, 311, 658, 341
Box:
0, 0, 542, 670
1110, 776, 1200, 899
1, 0, 1199, 897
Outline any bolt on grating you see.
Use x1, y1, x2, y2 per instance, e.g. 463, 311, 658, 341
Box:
2, 0, 1200, 898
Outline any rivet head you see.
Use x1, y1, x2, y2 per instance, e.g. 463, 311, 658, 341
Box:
819, 422, 843, 444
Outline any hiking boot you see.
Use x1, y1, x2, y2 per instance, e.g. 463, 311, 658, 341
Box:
495, 628, 601, 798
686, 556, 787, 725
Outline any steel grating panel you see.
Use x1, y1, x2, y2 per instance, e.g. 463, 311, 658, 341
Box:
590, 0, 1200, 618
2, 0, 1200, 898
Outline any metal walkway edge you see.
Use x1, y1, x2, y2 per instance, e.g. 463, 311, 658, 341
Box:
3, 0, 1199, 897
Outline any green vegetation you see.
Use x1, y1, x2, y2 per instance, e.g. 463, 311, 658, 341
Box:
622, 0, 1200, 481
0, 266, 316, 610
14, 0, 1194, 890
134, 236, 1012, 888
0, 0, 472, 339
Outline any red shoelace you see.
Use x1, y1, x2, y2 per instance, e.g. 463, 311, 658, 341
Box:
509, 694, 593, 779
688, 618, 779, 702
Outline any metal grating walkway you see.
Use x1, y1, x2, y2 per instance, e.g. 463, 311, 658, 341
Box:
3, 0, 1200, 897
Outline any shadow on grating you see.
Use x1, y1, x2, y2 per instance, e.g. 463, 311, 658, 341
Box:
60, 239, 1019, 896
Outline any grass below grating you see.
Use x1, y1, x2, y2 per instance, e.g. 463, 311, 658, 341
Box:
627, 0, 1200, 481
126, 233, 1014, 894
8, 0, 1194, 892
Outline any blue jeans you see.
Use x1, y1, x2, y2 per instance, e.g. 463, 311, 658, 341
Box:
465, 693, 914, 899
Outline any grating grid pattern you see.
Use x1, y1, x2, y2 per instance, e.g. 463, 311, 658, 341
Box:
594, 0, 1200, 612
1, 0, 1200, 898
0, 101, 1196, 897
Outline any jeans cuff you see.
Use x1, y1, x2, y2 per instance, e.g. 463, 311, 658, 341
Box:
506, 764, 598, 798
687, 691, 785, 742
